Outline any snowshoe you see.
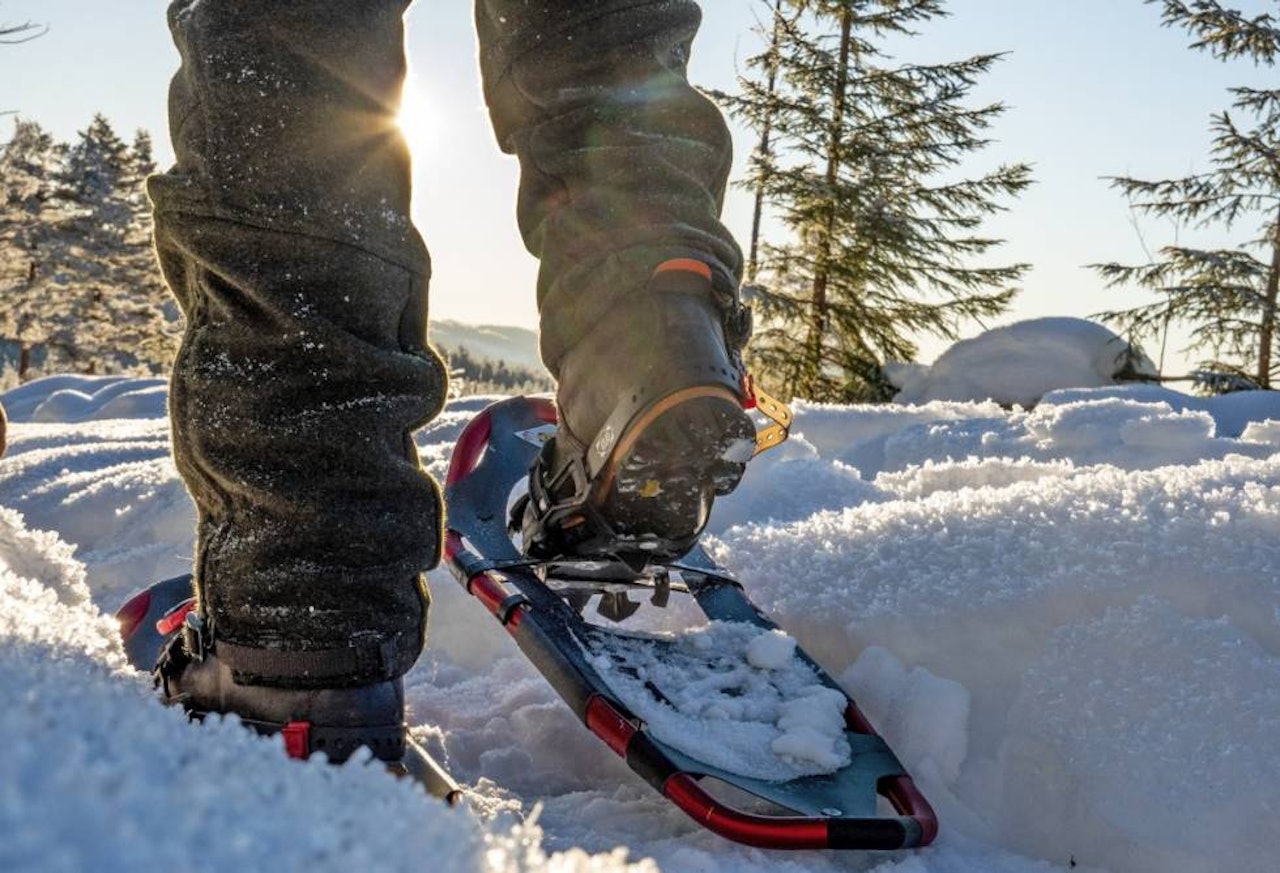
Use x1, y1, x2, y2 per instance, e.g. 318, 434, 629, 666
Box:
444, 396, 938, 850
115, 575, 462, 805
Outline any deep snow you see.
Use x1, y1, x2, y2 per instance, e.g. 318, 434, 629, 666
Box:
2, 373, 1278, 873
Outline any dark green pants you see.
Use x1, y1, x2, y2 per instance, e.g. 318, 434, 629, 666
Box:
152, 0, 740, 685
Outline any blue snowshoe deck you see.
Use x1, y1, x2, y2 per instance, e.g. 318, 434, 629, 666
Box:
444, 396, 937, 850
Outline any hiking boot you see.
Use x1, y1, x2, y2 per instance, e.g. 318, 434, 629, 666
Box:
522, 259, 757, 563
155, 632, 409, 765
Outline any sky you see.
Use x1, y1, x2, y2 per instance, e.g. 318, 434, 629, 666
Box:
1, 0, 1275, 373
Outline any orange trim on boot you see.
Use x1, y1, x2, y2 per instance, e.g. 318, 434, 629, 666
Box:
653, 258, 714, 281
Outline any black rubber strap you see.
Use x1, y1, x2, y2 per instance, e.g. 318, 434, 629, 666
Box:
217, 638, 400, 685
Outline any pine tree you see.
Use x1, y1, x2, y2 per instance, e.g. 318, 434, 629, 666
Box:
1, 116, 178, 379
1092, 1, 1280, 391
49, 116, 178, 374
719, 0, 1032, 402
0, 118, 66, 377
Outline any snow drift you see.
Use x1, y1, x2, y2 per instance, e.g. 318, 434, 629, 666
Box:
886, 317, 1158, 406
2, 374, 1278, 873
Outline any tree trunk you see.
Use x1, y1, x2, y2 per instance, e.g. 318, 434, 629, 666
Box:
747, 1, 786, 284
802, 6, 853, 396
1258, 211, 1280, 388
18, 342, 31, 380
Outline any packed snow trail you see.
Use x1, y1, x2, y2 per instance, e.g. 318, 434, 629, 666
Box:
2, 374, 1279, 872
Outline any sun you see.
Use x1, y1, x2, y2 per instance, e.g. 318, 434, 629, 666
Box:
396, 76, 438, 156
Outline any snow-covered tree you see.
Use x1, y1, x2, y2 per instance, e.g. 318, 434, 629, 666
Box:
45, 116, 177, 374
0, 115, 178, 379
719, 0, 1032, 402
1093, 0, 1280, 391
0, 118, 64, 377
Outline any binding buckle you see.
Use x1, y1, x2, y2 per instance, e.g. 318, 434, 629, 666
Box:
182, 610, 209, 663
740, 373, 793, 456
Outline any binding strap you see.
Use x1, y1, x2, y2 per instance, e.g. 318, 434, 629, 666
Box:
216, 639, 402, 686
179, 610, 403, 686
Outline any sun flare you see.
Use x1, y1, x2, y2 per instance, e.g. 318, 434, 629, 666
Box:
396, 78, 437, 156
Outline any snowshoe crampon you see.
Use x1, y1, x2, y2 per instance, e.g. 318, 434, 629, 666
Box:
445, 396, 938, 851
115, 575, 462, 805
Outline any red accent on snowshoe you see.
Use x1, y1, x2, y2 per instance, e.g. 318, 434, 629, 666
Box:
841, 702, 939, 844
156, 599, 197, 637
885, 775, 939, 847
446, 410, 493, 487
740, 373, 758, 410
585, 695, 637, 758
281, 721, 311, 760
663, 773, 831, 850
844, 702, 875, 734
469, 573, 511, 619
116, 589, 152, 641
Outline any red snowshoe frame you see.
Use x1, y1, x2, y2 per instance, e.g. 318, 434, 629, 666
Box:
444, 397, 938, 851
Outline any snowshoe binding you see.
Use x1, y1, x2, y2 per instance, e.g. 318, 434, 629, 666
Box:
521, 258, 788, 565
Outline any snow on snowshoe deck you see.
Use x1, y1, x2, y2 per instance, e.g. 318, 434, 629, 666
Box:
443, 396, 937, 851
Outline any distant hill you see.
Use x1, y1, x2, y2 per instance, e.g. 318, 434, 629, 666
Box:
430, 320, 542, 374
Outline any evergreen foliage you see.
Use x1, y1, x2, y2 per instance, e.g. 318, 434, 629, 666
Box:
718, 0, 1032, 402
1092, 0, 1280, 392
0, 116, 178, 379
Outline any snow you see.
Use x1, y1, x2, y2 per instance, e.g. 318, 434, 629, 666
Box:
2, 372, 1279, 872
745, 628, 798, 670
886, 318, 1158, 406
583, 623, 851, 780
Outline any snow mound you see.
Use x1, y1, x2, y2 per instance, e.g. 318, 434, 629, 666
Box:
887, 318, 1157, 406
3, 375, 169, 423
0, 507, 650, 873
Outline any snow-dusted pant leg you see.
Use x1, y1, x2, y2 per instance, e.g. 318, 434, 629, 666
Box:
475, 0, 744, 375
149, 0, 445, 684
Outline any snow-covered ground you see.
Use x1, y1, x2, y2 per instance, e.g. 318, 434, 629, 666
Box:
2, 373, 1279, 873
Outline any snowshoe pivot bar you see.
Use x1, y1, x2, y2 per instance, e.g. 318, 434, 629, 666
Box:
444, 397, 938, 851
